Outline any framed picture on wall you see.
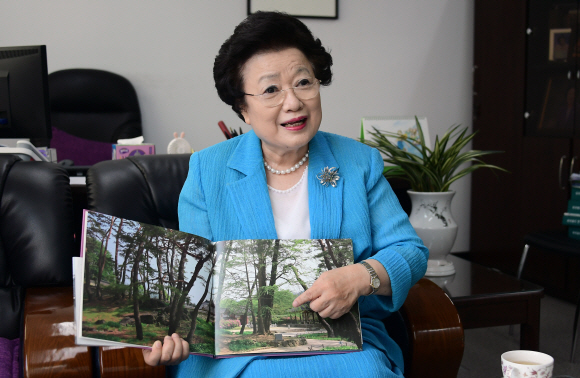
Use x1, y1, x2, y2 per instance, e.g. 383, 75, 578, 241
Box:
361, 116, 431, 158
549, 28, 571, 61
247, 0, 338, 19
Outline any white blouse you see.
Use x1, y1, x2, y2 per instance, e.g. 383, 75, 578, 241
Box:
267, 166, 311, 239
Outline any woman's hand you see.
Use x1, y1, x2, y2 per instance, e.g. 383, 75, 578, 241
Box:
142, 333, 189, 366
292, 264, 370, 319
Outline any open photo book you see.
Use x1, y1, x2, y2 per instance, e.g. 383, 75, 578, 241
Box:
73, 210, 363, 358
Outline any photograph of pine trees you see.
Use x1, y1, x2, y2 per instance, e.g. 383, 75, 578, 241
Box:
82, 211, 216, 355
213, 239, 362, 356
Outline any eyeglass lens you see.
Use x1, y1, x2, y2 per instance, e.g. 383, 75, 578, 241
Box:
264, 82, 319, 107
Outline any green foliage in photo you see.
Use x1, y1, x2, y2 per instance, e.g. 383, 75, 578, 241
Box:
228, 339, 268, 352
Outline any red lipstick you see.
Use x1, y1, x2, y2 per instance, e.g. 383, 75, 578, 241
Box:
281, 116, 307, 130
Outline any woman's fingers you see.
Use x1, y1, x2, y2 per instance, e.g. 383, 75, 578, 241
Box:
310, 295, 348, 319
142, 340, 163, 366
170, 334, 183, 363
142, 334, 189, 367
293, 265, 369, 319
160, 335, 176, 364
293, 285, 320, 308
181, 338, 190, 361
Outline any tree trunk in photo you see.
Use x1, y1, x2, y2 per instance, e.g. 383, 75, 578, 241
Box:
316, 313, 334, 338
215, 241, 232, 307
84, 250, 92, 301
255, 240, 269, 335
186, 272, 212, 344
241, 245, 257, 335
167, 235, 194, 334
262, 239, 280, 333
163, 239, 175, 302
347, 311, 362, 348
144, 247, 150, 297
121, 256, 129, 299
114, 218, 123, 285
325, 239, 342, 267
119, 237, 135, 299
323, 255, 333, 271
250, 302, 257, 334
132, 240, 145, 341
240, 280, 256, 335
96, 216, 116, 299
168, 238, 212, 336
318, 239, 339, 268
156, 236, 165, 301
206, 288, 213, 324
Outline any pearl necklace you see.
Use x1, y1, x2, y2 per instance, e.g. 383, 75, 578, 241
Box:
264, 150, 309, 175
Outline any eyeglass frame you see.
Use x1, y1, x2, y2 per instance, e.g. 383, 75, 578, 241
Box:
243, 79, 321, 108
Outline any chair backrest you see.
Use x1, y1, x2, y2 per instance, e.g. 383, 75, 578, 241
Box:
0, 156, 75, 339
48, 68, 143, 165
86, 154, 191, 230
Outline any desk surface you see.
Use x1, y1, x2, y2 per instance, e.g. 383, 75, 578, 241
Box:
437, 254, 544, 299
440, 254, 544, 350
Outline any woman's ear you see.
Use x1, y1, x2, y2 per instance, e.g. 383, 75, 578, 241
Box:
241, 107, 251, 125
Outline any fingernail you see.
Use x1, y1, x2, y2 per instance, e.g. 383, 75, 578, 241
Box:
153, 341, 161, 348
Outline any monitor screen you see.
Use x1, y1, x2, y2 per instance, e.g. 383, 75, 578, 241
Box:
0, 45, 51, 147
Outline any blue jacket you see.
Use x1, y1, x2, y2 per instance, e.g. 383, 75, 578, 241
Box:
178, 130, 428, 370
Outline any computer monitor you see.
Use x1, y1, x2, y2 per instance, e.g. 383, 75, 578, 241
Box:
0, 45, 51, 147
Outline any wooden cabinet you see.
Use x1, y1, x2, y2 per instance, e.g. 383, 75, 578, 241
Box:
471, 0, 580, 301
525, 0, 580, 138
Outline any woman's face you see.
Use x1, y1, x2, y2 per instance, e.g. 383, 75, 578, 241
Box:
240, 48, 322, 158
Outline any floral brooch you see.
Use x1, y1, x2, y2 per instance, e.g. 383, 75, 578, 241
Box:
317, 167, 340, 187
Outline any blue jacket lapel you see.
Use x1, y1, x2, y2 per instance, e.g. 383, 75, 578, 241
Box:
226, 131, 278, 240
308, 132, 343, 239
225, 130, 343, 240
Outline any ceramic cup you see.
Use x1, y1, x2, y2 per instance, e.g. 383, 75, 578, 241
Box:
501, 350, 554, 378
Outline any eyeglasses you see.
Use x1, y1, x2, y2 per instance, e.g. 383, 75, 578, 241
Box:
244, 79, 321, 108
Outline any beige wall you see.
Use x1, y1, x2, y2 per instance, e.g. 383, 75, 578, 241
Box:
1, 0, 474, 252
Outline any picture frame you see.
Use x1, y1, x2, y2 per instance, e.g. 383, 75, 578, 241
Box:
247, 0, 338, 19
361, 116, 431, 158
549, 28, 571, 61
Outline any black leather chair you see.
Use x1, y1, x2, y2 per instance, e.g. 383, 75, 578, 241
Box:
0, 155, 87, 377
0, 155, 75, 339
86, 154, 464, 378
48, 68, 143, 166
0, 156, 163, 378
86, 154, 191, 230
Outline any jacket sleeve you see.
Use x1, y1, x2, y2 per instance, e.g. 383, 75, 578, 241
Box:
178, 153, 214, 241
365, 148, 429, 311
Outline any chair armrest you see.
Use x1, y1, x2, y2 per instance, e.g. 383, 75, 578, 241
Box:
99, 347, 165, 378
399, 278, 464, 378
22, 287, 93, 378
23, 287, 164, 378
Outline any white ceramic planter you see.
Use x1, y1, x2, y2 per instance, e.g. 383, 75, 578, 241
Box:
407, 190, 458, 276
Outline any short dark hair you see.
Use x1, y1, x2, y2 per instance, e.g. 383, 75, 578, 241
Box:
213, 11, 333, 120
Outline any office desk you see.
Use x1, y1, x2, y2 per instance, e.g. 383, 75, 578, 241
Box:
435, 254, 544, 350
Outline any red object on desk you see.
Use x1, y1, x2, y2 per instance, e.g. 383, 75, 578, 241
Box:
218, 121, 232, 139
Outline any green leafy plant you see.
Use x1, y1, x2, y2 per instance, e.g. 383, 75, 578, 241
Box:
361, 117, 507, 192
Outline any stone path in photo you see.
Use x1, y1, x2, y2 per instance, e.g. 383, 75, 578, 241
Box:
269, 325, 326, 337
222, 326, 358, 355
256, 338, 358, 354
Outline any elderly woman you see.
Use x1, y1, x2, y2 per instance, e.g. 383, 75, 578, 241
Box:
144, 11, 428, 378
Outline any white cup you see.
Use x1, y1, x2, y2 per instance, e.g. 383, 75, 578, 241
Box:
501, 350, 554, 378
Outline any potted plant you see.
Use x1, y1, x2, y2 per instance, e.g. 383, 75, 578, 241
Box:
361, 117, 507, 276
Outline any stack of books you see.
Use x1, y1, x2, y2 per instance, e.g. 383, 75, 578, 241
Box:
564, 185, 580, 240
